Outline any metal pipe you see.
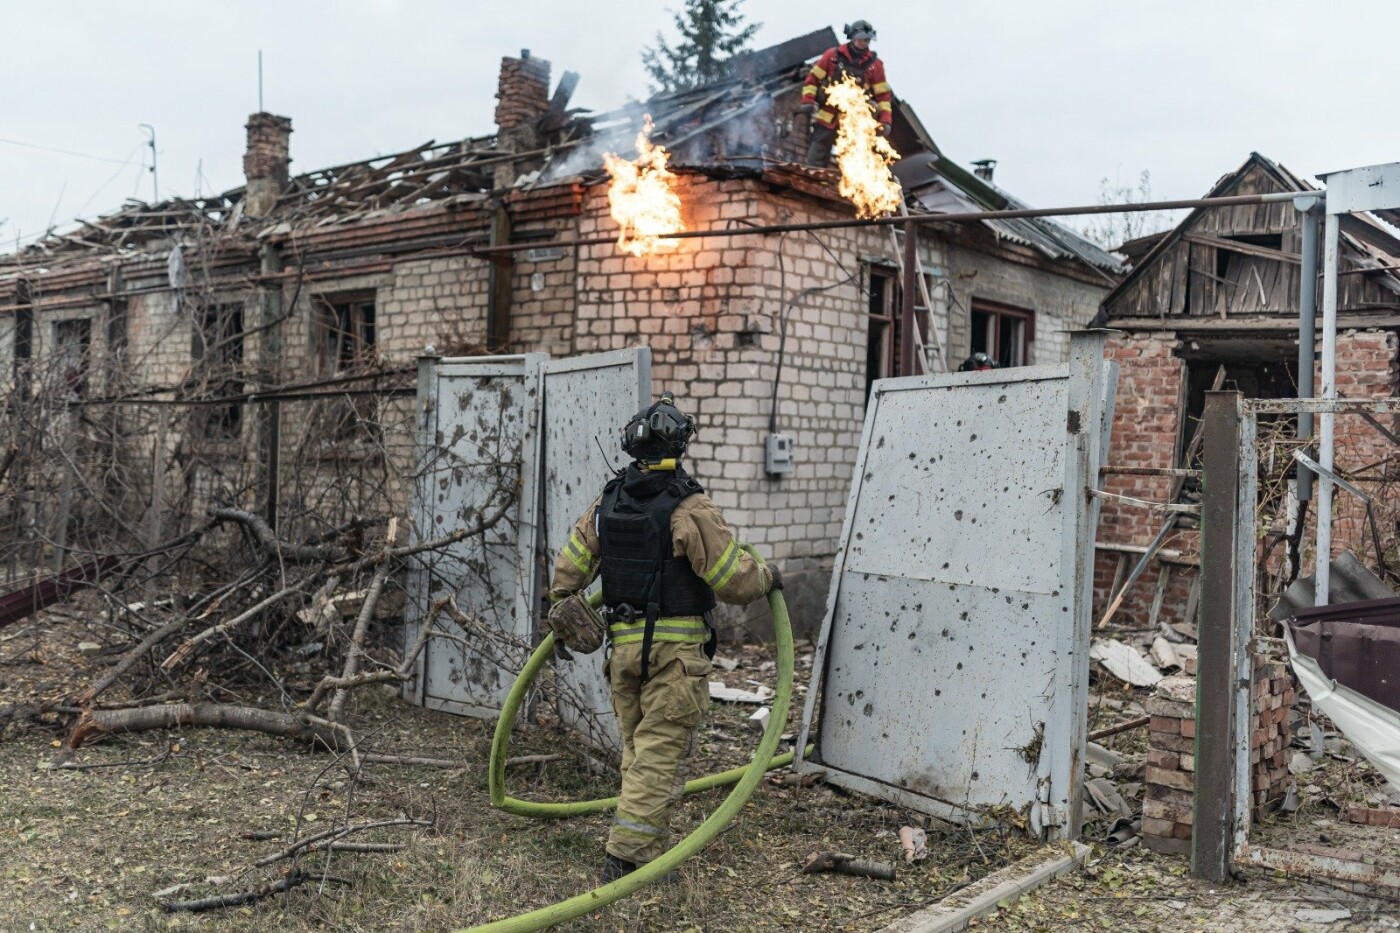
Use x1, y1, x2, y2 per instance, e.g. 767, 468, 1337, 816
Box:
1315, 211, 1341, 607
469, 191, 1308, 257
1296, 199, 1321, 501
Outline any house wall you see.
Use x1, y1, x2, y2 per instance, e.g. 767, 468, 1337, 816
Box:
942, 239, 1110, 366
571, 173, 949, 637
1092, 327, 1400, 631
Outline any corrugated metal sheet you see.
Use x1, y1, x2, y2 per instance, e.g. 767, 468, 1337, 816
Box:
896, 161, 1123, 275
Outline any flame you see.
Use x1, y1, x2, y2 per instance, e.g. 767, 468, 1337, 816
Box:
603, 117, 684, 256
825, 75, 902, 218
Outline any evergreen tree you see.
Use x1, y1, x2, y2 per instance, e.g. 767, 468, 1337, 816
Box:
642, 0, 760, 95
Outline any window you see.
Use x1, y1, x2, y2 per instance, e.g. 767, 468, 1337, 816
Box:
865, 267, 898, 404
1213, 234, 1287, 313
13, 281, 33, 379
106, 297, 129, 363
970, 300, 1034, 369
53, 319, 92, 397
1179, 349, 1296, 469
315, 293, 379, 441
191, 302, 245, 438
317, 293, 377, 374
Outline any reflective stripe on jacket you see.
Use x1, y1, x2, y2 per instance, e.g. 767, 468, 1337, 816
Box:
548, 482, 773, 624
801, 44, 893, 130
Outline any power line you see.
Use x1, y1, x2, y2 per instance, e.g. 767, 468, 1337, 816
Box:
0, 136, 131, 166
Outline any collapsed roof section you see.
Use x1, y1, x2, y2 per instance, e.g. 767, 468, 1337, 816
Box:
0, 26, 1121, 286
1103, 152, 1400, 318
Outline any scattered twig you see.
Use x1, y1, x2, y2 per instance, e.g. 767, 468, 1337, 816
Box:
162, 871, 350, 913
252, 817, 432, 867
1088, 715, 1151, 741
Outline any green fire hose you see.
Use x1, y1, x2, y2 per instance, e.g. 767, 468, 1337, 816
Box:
460, 544, 796, 933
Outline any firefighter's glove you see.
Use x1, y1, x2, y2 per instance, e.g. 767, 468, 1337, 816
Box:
767, 565, 784, 592
876, 123, 890, 137
799, 102, 817, 115
547, 593, 605, 656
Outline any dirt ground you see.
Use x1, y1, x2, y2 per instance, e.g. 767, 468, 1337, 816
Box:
5, 611, 1400, 932
0, 616, 1037, 932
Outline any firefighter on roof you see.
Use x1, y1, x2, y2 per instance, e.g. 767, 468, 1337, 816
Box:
545, 391, 780, 883
801, 19, 893, 167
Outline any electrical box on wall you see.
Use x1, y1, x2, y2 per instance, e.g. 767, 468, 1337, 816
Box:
765, 433, 795, 476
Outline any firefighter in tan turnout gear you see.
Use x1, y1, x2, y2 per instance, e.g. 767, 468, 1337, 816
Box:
546, 391, 780, 883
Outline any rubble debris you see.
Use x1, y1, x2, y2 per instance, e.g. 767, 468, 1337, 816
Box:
1085, 741, 1125, 775
748, 707, 771, 731
898, 826, 928, 864
1085, 777, 1132, 820
709, 682, 773, 704
1294, 908, 1353, 924
801, 850, 896, 881
1091, 638, 1163, 687
712, 654, 740, 672
1346, 806, 1400, 829
1175, 643, 1198, 676
1149, 636, 1180, 671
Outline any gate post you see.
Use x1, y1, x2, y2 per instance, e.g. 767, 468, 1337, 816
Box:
1194, 390, 1243, 881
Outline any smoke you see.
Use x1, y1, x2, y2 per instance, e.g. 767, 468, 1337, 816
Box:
538, 87, 785, 181
540, 118, 643, 182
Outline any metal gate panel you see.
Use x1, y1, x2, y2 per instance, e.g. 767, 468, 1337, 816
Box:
538, 348, 652, 753
403, 354, 545, 718
796, 334, 1109, 837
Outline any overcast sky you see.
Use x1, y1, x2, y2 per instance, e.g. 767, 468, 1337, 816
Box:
3, 0, 1396, 250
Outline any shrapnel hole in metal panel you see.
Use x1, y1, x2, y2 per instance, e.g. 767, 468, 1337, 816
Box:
799, 357, 1104, 828
538, 349, 650, 753
406, 358, 540, 718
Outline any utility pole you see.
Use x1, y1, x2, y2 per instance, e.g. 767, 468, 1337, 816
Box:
138, 124, 158, 203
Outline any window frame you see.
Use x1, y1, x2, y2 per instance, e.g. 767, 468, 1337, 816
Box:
970, 299, 1035, 369
865, 265, 899, 405
189, 301, 246, 440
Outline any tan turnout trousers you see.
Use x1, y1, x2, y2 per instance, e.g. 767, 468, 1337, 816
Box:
603, 641, 712, 864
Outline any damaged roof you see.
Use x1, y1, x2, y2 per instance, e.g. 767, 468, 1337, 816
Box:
893, 152, 1123, 276
1103, 152, 1400, 312
2, 26, 1121, 285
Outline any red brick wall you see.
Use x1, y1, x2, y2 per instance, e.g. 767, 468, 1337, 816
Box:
1142, 661, 1294, 855
494, 55, 550, 130
1093, 332, 1193, 630
1095, 328, 1400, 631
1326, 330, 1400, 567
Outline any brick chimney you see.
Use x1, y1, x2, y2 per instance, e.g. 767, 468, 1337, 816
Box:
493, 51, 551, 191
495, 50, 551, 131
243, 112, 293, 219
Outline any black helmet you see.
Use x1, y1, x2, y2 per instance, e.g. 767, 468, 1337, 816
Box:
958, 352, 997, 372
844, 19, 876, 41
621, 391, 695, 461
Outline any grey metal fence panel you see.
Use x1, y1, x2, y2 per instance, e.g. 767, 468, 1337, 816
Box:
403, 354, 545, 718
538, 348, 652, 754
796, 339, 1109, 837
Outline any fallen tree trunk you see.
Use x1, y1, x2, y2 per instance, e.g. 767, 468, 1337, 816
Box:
68, 703, 342, 751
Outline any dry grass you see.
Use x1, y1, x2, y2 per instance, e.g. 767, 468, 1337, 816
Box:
0, 626, 1035, 932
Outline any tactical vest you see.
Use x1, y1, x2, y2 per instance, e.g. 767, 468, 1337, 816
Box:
596, 466, 716, 619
